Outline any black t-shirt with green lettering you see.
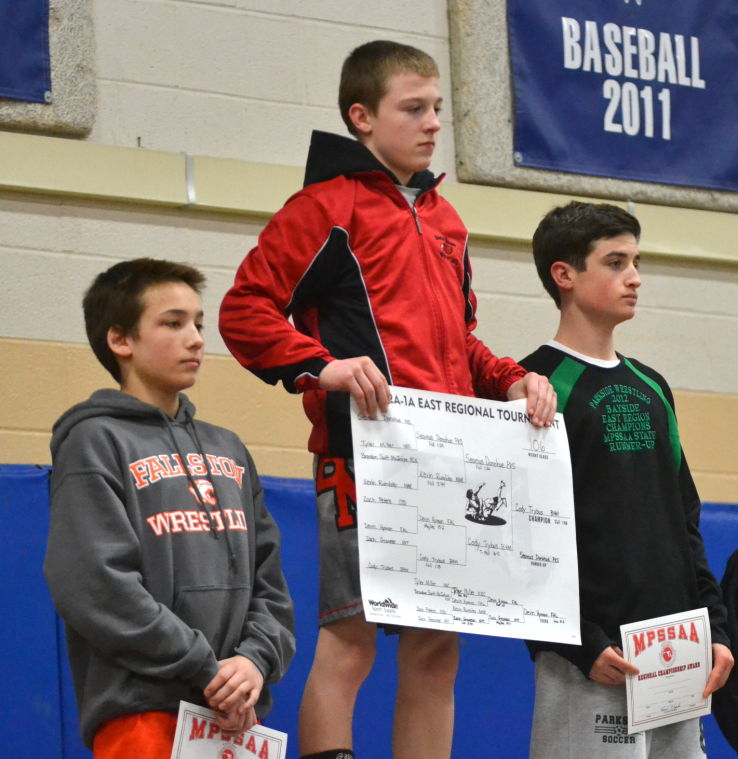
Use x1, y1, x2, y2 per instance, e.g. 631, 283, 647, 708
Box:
521, 345, 728, 676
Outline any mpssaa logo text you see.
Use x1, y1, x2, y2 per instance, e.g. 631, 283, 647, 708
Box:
631, 622, 700, 656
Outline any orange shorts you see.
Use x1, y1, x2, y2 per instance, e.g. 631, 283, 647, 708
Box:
93, 711, 177, 759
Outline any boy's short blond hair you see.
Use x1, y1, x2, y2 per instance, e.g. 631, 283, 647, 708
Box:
339, 40, 439, 136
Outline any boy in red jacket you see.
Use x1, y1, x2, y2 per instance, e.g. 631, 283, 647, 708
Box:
220, 40, 555, 759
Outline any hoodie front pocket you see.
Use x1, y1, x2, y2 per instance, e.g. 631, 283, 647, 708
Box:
173, 585, 251, 657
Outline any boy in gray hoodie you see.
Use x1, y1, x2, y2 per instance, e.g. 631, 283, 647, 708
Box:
44, 258, 295, 758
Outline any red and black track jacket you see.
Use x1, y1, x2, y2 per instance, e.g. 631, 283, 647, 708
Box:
220, 131, 526, 456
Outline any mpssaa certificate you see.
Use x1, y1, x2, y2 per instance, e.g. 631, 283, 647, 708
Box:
169, 701, 287, 759
621, 608, 711, 733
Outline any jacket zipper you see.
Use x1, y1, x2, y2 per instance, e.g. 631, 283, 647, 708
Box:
413, 200, 452, 389
411, 204, 423, 234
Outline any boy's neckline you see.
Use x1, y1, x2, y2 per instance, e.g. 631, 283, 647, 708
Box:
547, 340, 620, 369
396, 184, 420, 207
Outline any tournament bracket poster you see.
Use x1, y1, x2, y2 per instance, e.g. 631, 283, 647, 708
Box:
351, 390, 580, 644
508, 0, 738, 192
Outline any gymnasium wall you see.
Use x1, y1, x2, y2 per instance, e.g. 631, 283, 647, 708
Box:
0, 2, 736, 500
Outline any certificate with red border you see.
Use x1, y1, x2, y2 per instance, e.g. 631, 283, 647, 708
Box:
621, 608, 711, 733
170, 701, 287, 759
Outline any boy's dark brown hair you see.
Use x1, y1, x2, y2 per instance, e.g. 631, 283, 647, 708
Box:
83, 258, 205, 382
338, 40, 439, 136
533, 201, 641, 308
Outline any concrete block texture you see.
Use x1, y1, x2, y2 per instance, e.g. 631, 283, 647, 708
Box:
89, 0, 455, 171
464, 240, 738, 395
448, 0, 738, 212
0, 339, 313, 480
0, 191, 264, 355
2, 187, 736, 394
2, 338, 732, 499
0, 0, 95, 137
227, 0, 449, 36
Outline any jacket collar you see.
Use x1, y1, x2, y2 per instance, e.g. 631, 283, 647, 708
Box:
303, 130, 439, 192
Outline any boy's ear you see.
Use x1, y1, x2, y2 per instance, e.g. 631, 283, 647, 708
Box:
348, 102, 373, 137
550, 261, 576, 294
107, 325, 133, 359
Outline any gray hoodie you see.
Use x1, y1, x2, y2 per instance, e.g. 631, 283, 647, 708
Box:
44, 389, 295, 747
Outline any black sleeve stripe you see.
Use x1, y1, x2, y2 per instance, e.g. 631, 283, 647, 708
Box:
462, 242, 474, 323
289, 226, 393, 386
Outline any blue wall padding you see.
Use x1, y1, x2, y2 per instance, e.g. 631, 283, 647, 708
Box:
0, 466, 63, 755
2, 465, 735, 758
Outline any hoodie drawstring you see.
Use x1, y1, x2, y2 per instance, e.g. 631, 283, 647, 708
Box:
162, 411, 239, 573
188, 419, 238, 572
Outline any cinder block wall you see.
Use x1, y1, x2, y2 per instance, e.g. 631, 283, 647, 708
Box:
1, 1, 736, 501
90, 0, 456, 172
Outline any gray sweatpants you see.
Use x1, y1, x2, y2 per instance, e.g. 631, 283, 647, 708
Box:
530, 651, 706, 759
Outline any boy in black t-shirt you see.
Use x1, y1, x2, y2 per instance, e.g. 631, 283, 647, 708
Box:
521, 202, 733, 758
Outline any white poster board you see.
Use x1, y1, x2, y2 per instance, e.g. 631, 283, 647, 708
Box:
351, 387, 579, 644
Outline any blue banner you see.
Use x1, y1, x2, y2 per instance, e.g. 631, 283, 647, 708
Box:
0, 0, 51, 103
508, 0, 738, 192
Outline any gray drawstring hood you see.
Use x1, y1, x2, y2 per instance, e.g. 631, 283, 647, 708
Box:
45, 389, 295, 748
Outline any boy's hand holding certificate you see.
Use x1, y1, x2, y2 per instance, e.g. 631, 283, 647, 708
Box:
621, 608, 711, 733
170, 701, 287, 759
